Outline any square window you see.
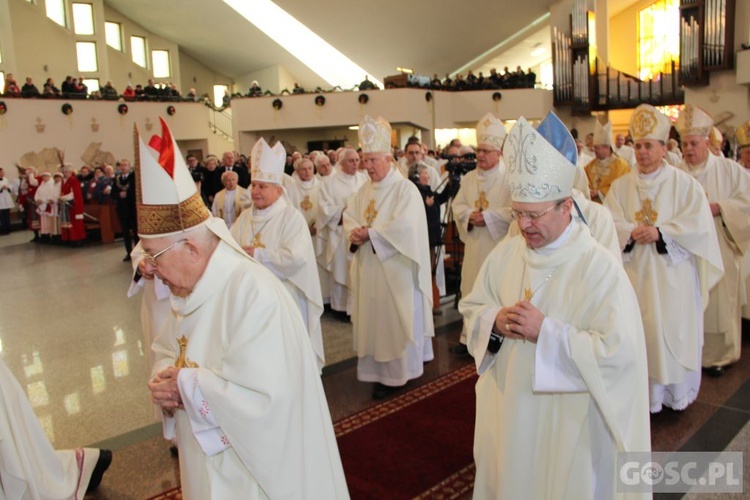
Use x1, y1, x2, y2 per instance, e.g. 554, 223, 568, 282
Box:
72, 3, 94, 35
0, 72, 5, 94
105, 22, 122, 51
76, 42, 98, 72
131, 36, 147, 68
82, 78, 99, 94
45, 0, 66, 27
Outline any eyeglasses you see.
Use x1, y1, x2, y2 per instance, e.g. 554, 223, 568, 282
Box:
510, 201, 564, 221
141, 239, 186, 267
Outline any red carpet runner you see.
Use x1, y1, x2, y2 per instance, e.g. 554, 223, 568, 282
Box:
148, 364, 478, 499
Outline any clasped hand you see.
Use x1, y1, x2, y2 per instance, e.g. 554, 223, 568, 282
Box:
630, 225, 659, 245
148, 367, 183, 417
349, 227, 370, 245
469, 211, 486, 227
494, 301, 545, 344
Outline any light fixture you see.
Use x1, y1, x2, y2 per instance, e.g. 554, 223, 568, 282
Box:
396, 67, 414, 74
530, 43, 546, 58
348, 125, 359, 130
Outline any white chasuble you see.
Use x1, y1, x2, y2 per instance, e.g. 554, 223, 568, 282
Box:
605, 163, 723, 411
343, 168, 434, 385
317, 171, 366, 311
152, 242, 348, 499
230, 197, 325, 371
677, 154, 750, 366
0, 359, 102, 499
451, 162, 512, 300
460, 219, 651, 500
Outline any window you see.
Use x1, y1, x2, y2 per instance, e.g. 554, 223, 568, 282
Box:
214, 84, 229, 107
105, 22, 122, 51
638, 0, 680, 80
131, 36, 147, 68
0, 72, 5, 94
82, 78, 99, 94
45, 0, 66, 27
72, 3, 94, 35
152, 50, 170, 78
76, 42, 98, 72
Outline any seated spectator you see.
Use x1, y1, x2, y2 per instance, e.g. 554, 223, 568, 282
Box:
21, 77, 40, 98
101, 80, 118, 99
134, 84, 145, 99
168, 83, 181, 99
186, 88, 197, 101
211, 170, 250, 229
89, 90, 102, 100
45, 78, 61, 96
76, 76, 88, 95
123, 84, 136, 100
248, 80, 263, 97
4, 74, 20, 97
144, 79, 158, 99
42, 83, 57, 98
60, 76, 74, 96
292, 82, 305, 94
358, 76, 376, 90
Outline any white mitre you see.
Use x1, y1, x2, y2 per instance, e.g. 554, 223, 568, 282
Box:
251, 138, 285, 185
592, 120, 613, 147
476, 113, 506, 150
675, 104, 713, 138
359, 115, 392, 154
629, 104, 671, 143
136, 118, 211, 238
504, 114, 576, 203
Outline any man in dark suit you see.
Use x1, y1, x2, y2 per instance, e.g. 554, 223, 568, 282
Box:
111, 159, 138, 261
218, 151, 250, 188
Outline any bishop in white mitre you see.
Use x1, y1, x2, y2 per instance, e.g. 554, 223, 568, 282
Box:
231, 139, 325, 372
451, 113, 512, 350
605, 104, 723, 412
344, 116, 434, 400
461, 112, 650, 499
736, 121, 750, 320
141, 119, 347, 498
675, 105, 750, 374
317, 148, 367, 314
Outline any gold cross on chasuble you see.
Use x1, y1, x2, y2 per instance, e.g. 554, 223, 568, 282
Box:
364, 199, 378, 227
635, 199, 659, 226
524, 288, 533, 301
475, 191, 489, 211
300, 195, 313, 212
175, 336, 199, 368
251, 232, 266, 249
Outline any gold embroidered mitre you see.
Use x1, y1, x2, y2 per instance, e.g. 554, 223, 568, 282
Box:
359, 115, 392, 153
629, 104, 670, 143
476, 113, 506, 150
675, 104, 713, 138
736, 121, 750, 148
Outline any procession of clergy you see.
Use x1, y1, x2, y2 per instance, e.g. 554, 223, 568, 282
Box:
8, 101, 750, 499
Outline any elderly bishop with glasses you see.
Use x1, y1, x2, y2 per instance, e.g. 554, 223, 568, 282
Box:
460, 113, 651, 499
138, 119, 348, 499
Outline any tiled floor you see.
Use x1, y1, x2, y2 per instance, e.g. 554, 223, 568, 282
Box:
1, 229, 748, 499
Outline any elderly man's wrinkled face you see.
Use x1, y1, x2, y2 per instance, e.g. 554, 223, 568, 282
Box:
297, 160, 314, 181
223, 174, 238, 190
634, 139, 666, 173
186, 157, 198, 168
513, 198, 572, 249
593, 144, 612, 160
119, 161, 131, 175
405, 145, 422, 166
681, 135, 710, 166
222, 152, 234, 167
362, 153, 391, 182
615, 134, 626, 148
339, 151, 360, 175
141, 237, 193, 297
251, 180, 283, 209
476, 144, 500, 171
316, 157, 332, 177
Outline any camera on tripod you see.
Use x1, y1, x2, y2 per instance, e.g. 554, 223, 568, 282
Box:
442, 153, 477, 183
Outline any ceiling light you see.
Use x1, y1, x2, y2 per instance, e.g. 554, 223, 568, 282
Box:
396, 67, 414, 74
349, 126, 359, 130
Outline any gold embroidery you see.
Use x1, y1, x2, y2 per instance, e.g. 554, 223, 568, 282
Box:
524, 287, 532, 301
175, 336, 199, 368
300, 195, 313, 212
631, 108, 658, 139
364, 199, 378, 227
635, 199, 658, 226
475, 191, 489, 211
252, 232, 266, 249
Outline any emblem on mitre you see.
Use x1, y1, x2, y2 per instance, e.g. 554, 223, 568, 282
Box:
250, 138, 285, 184
675, 104, 713, 137
136, 118, 210, 238
736, 121, 750, 148
476, 113, 506, 150
359, 115, 391, 153
504, 114, 575, 203
630, 104, 670, 142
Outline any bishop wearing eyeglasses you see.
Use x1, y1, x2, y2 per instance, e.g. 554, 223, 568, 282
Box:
460, 112, 651, 499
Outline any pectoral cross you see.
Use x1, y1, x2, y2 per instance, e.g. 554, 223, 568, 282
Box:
300, 195, 313, 212
524, 288, 533, 301
475, 191, 489, 211
635, 199, 658, 226
252, 232, 266, 249
175, 336, 199, 368
364, 199, 378, 227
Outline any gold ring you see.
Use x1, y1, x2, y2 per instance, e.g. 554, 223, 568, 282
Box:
505, 323, 511, 331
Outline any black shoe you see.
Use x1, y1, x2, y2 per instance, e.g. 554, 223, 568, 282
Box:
449, 344, 469, 355
704, 366, 725, 377
169, 445, 179, 457
122, 255, 132, 262
372, 382, 404, 400
86, 449, 112, 493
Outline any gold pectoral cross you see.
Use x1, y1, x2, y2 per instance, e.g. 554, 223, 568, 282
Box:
252, 232, 266, 249
300, 195, 313, 212
524, 288, 533, 301
475, 191, 489, 211
635, 199, 658, 226
175, 336, 199, 368
364, 199, 378, 227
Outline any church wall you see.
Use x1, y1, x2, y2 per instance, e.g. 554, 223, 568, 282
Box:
235, 66, 283, 96
178, 51, 234, 99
